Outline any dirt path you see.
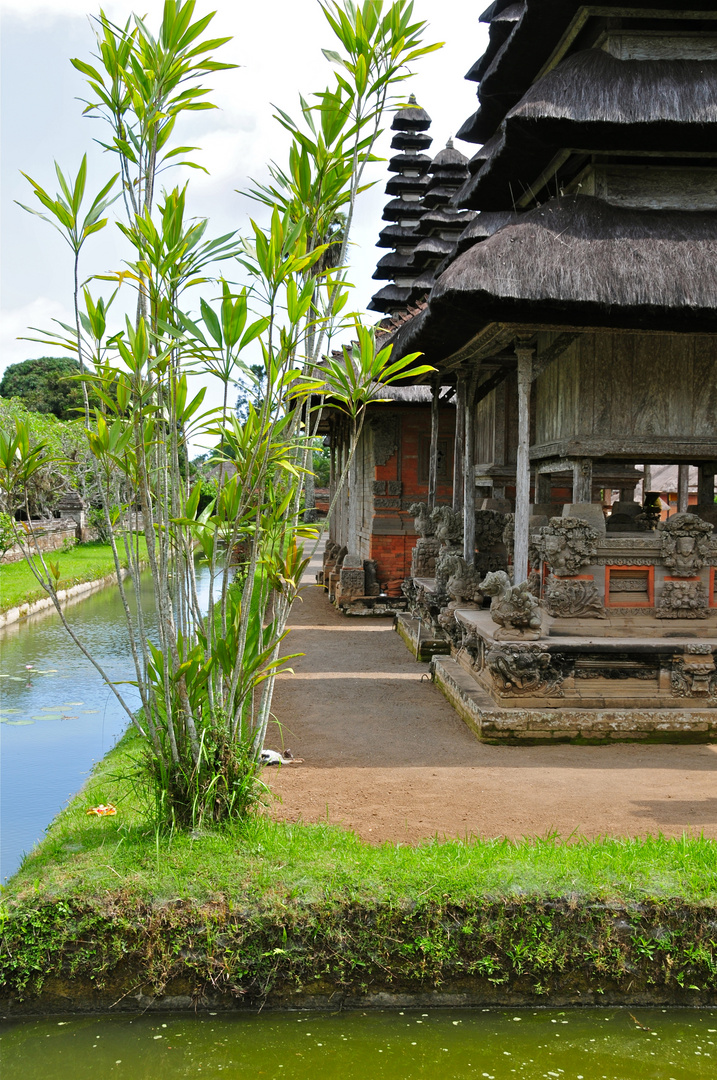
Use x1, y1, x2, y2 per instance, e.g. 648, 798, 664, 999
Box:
267, 559, 717, 843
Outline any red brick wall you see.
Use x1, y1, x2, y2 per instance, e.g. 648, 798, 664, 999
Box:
369, 404, 455, 594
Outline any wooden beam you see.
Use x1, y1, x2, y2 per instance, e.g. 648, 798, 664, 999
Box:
514, 344, 534, 584
678, 464, 690, 513
453, 372, 466, 514
428, 376, 440, 512
573, 458, 593, 504
698, 464, 716, 506
463, 374, 478, 565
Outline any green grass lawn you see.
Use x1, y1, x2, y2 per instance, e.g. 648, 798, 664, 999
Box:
6, 727, 716, 908
3, 730, 717, 1005
0, 539, 148, 612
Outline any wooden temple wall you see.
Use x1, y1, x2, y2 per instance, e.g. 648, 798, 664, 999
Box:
534, 332, 717, 459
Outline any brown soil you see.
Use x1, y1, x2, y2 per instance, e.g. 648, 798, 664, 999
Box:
267, 559, 717, 844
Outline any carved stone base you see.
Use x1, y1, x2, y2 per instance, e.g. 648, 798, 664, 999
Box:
493, 626, 542, 641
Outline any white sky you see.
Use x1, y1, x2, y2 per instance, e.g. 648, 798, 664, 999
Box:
0, 0, 487, 427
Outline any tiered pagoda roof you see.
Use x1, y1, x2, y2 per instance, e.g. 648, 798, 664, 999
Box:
377, 0, 717, 359
369, 95, 434, 315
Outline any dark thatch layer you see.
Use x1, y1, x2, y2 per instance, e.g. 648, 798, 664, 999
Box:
376, 224, 421, 249
453, 210, 518, 256
466, 131, 505, 177
367, 284, 413, 314
382, 198, 427, 222
429, 142, 470, 171
388, 152, 432, 174
372, 252, 415, 280
514, 52, 717, 126
458, 0, 717, 143
415, 208, 477, 234
424, 186, 468, 209
456, 52, 717, 210
392, 95, 431, 132
385, 196, 717, 360
390, 130, 433, 152
466, 0, 524, 83
385, 174, 429, 196
409, 237, 455, 265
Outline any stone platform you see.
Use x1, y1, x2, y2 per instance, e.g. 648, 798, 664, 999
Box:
431, 654, 717, 746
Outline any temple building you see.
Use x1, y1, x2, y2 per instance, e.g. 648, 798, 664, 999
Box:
322, 0, 717, 743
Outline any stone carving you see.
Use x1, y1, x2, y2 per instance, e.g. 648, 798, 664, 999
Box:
479, 570, 542, 640
671, 657, 717, 699
656, 580, 709, 619
485, 642, 565, 697
409, 502, 436, 538
371, 413, 398, 467
475, 509, 508, 549
372, 480, 386, 496
364, 560, 381, 597
409, 502, 440, 578
411, 538, 440, 579
387, 480, 402, 497
431, 505, 464, 548
437, 554, 484, 635
543, 575, 606, 619
535, 517, 600, 577
659, 513, 714, 577
458, 621, 481, 669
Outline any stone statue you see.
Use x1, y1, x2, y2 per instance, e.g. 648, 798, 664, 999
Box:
485, 642, 565, 697
409, 502, 436, 538
437, 554, 484, 635
535, 517, 600, 577
478, 569, 542, 640
474, 509, 508, 549
658, 513, 713, 577
431, 505, 464, 549
543, 575, 606, 619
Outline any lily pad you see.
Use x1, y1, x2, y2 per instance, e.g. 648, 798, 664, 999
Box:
8, 676, 24, 682
4, 719, 35, 725
82, 709, 100, 714
32, 714, 61, 720
36, 669, 58, 674
59, 701, 84, 707
0, 709, 21, 715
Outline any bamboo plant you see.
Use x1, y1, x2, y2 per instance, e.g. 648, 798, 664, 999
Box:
0, 0, 437, 828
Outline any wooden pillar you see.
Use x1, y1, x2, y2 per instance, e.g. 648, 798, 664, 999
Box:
698, 464, 715, 506
514, 344, 534, 585
536, 472, 552, 505
428, 376, 440, 512
452, 373, 466, 514
677, 464, 690, 513
462, 373, 477, 565
643, 464, 652, 498
572, 458, 593, 504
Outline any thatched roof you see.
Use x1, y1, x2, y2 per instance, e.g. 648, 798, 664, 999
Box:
372, 252, 415, 280
391, 130, 432, 152
453, 210, 518, 256
382, 197, 427, 222
388, 152, 432, 174
429, 141, 470, 171
385, 195, 717, 360
458, 0, 717, 144
376, 223, 421, 249
367, 283, 414, 314
385, 174, 430, 196
466, 1, 524, 84
409, 237, 455, 266
392, 95, 431, 132
457, 51, 717, 209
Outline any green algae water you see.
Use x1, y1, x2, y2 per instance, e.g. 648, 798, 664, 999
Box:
1, 1008, 716, 1079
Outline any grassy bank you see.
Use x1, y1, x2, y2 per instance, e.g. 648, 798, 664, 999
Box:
0, 539, 148, 612
2, 730, 716, 1009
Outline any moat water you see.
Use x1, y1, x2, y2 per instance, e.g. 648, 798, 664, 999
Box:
1, 1008, 716, 1079
0, 568, 211, 881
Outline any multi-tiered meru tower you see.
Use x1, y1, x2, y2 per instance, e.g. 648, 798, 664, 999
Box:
379, 1, 717, 743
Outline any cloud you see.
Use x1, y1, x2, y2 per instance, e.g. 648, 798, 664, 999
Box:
0, 297, 76, 372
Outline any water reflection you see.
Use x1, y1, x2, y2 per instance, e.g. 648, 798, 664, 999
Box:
0, 567, 211, 880
1, 1008, 715, 1080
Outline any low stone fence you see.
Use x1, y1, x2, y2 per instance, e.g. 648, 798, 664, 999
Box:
1, 519, 96, 564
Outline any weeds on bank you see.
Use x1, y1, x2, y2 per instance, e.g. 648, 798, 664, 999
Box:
4, 728, 716, 909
